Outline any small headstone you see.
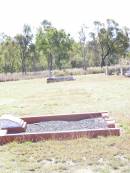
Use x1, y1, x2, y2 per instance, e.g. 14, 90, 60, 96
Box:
0, 114, 27, 133
47, 76, 75, 83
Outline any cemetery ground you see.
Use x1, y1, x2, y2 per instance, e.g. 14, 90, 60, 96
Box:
0, 74, 130, 173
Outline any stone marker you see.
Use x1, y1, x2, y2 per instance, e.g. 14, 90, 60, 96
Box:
0, 114, 27, 133
47, 76, 75, 83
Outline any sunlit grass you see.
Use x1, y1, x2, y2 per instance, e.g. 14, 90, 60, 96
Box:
0, 74, 130, 117
0, 74, 130, 172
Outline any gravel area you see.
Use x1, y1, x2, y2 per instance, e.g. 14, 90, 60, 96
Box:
26, 118, 107, 133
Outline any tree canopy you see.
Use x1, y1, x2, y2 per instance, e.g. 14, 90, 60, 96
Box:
0, 19, 129, 73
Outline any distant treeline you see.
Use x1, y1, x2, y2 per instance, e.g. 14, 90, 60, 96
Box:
0, 19, 130, 73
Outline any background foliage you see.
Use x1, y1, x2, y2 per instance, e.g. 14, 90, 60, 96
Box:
0, 19, 130, 74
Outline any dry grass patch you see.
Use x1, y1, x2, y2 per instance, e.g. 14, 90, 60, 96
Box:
0, 74, 130, 172
0, 136, 130, 172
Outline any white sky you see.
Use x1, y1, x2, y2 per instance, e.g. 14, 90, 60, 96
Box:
0, 0, 130, 40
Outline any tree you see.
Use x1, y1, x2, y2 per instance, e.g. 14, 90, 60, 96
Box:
79, 25, 88, 70
92, 19, 129, 75
52, 29, 73, 69
41, 20, 52, 29
88, 32, 100, 66
69, 41, 82, 68
36, 23, 54, 76
0, 36, 20, 73
114, 27, 130, 75
15, 24, 33, 74
29, 43, 38, 71
36, 20, 73, 76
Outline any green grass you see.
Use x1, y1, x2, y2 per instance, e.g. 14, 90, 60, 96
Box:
0, 74, 130, 172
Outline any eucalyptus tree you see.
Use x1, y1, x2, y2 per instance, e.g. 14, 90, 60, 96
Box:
88, 32, 100, 66
114, 27, 130, 75
93, 20, 113, 67
29, 43, 38, 71
69, 41, 82, 68
0, 36, 20, 73
36, 21, 54, 76
36, 20, 73, 76
15, 24, 33, 74
79, 25, 88, 70
92, 19, 129, 74
52, 29, 73, 69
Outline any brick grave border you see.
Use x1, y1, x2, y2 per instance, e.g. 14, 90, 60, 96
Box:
0, 112, 120, 144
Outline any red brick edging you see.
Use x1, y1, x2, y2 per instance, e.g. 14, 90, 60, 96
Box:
22, 112, 108, 123
0, 128, 120, 145
0, 112, 120, 144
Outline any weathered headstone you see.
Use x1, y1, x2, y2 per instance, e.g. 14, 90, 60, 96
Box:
0, 114, 27, 133
47, 76, 75, 83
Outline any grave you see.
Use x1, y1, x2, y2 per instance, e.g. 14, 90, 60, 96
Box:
47, 76, 75, 83
0, 112, 120, 144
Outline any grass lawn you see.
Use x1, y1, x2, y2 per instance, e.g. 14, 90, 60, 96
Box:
0, 74, 130, 173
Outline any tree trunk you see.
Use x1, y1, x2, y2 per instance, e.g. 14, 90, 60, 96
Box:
32, 55, 37, 72
120, 66, 123, 76
105, 58, 109, 76
105, 65, 109, 76
22, 61, 26, 74
119, 58, 124, 76
21, 56, 27, 74
83, 57, 87, 70
20, 50, 27, 74
82, 44, 87, 71
48, 53, 53, 77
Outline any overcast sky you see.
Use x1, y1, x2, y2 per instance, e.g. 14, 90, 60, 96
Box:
0, 0, 130, 39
